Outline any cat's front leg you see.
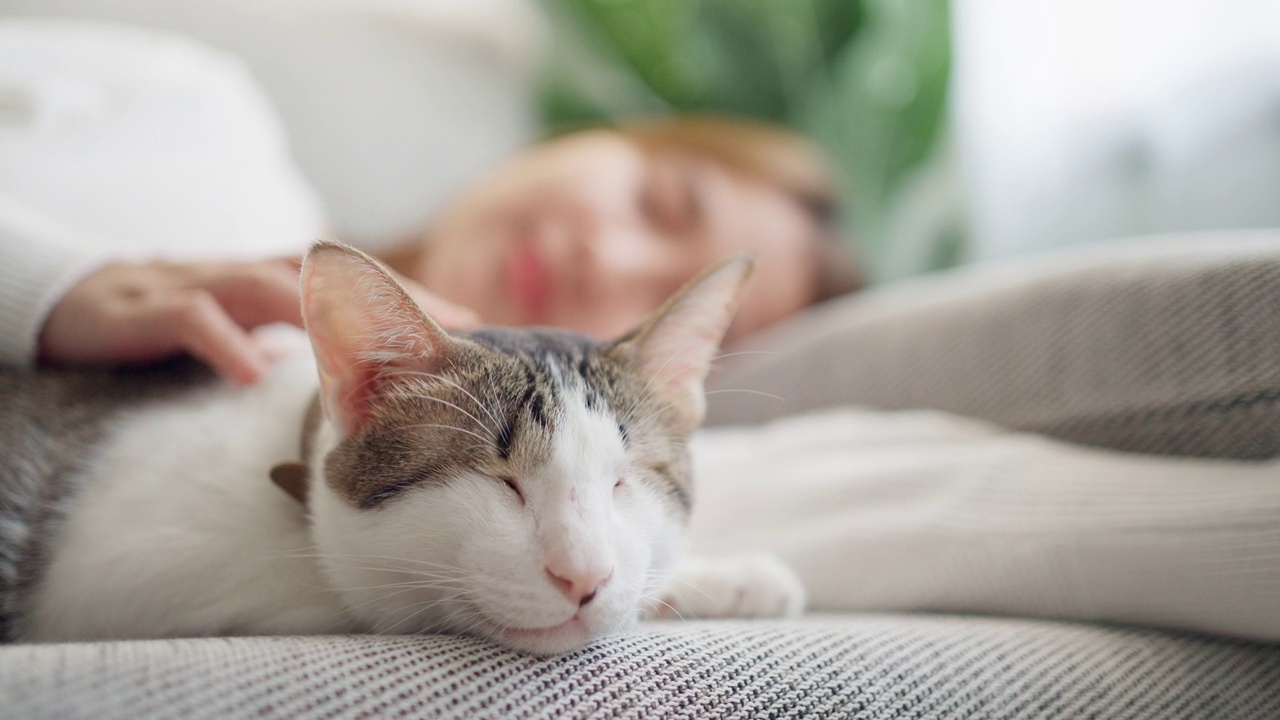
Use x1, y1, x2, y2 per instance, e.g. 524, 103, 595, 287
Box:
652, 553, 806, 620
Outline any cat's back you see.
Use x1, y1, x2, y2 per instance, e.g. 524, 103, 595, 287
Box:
0, 362, 214, 641
0, 362, 215, 501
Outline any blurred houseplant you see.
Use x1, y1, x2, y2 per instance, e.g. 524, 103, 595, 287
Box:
537, 0, 955, 282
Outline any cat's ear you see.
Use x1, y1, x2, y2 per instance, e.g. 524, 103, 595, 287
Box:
301, 241, 456, 437
614, 255, 754, 433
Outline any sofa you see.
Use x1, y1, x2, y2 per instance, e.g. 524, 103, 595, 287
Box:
3, 232, 1280, 719
1, 617, 1276, 719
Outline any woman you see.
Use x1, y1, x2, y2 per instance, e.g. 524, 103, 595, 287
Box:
1, 20, 858, 381
30, 116, 860, 383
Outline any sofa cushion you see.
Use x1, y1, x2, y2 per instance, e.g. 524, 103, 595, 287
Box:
1, 617, 1276, 719
707, 231, 1280, 458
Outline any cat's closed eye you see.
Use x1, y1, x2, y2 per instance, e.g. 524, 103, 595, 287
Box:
501, 476, 524, 505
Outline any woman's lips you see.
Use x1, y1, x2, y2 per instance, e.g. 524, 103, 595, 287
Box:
507, 233, 552, 325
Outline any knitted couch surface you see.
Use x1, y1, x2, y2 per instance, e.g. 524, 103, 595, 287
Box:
2, 616, 1277, 720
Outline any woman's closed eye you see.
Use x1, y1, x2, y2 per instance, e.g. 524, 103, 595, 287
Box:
640, 157, 704, 236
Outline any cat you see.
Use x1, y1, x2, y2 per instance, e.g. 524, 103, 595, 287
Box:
0, 242, 803, 655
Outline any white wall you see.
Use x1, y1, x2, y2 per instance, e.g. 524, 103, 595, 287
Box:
953, 0, 1280, 259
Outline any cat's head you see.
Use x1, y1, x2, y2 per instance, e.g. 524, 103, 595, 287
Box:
299, 242, 751, 654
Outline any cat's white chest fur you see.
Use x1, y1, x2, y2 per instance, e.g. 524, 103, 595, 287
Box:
25, 346, 351, 641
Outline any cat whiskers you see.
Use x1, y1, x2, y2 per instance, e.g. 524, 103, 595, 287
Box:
342, 580, 460, 615
295, 549, 468, 577
371, 595, 460, 635
638, 593, 684, 621
408, 396, 493, 435
656, 574, 715, 603
450, 597, 532, 637
315, 558, 475, 634
405, 422, 492, 445
623, 340, 698, 426
379, 369, 501, 434
378, 595, 492, 637
637, 568, 716, 621
618, 340, 783, 427
267, 549, 468, 581
304, 562, 465, 585
701, 388, 784, 402
617, 340, 715, 429
444, 604, 499, 639
268, 548, 466, 572
625, 387, 785, 430
427, 373, 504, 431
709, 349, 781, 363
622, 396, 688, 431
345, 582, 462, 622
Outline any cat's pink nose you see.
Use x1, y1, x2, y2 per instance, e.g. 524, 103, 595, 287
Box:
545, 565, 613, 606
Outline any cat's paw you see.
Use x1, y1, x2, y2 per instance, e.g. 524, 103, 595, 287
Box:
653, 553, 805, 620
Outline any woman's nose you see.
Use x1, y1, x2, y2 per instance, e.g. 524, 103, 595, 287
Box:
579, 218, 681, 295
567, 214, 689, 336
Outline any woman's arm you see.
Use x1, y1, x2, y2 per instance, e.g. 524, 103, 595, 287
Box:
0, 197, 110, 369
36, 254, 480, 385
37, 258, 305, 385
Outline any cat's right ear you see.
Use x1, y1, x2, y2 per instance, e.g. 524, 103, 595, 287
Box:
301, 242, 456, 437
611, 255, 754, 434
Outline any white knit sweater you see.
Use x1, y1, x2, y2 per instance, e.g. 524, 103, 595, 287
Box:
0, 19, 324, 366
691, 408, 1280, 642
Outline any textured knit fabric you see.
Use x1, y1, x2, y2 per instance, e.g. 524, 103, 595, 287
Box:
1, 618, 1277, 720
0, 200, 107, 366
689, 408, 1280, 641
706, 231, 1280, 459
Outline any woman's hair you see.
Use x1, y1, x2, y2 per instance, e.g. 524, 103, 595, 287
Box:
614, 115, 863, 306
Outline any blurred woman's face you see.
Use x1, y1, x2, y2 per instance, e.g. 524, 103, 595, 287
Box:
415, 130, 816, 340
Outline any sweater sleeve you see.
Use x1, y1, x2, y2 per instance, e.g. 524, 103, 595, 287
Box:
0, 196, 110, 367
689, 408, 1280, 642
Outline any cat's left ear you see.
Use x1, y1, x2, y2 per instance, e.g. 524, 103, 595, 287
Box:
301, 242, 457, 437
612, 255, 754, 433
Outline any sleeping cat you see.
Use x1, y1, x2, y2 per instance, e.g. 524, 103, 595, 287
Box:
0, 242, 803, 654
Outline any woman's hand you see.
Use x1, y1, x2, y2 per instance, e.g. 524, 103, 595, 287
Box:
39, 259, 305, 384
38, 257, 479, 384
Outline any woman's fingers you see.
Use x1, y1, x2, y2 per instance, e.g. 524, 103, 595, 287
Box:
203, 262, 304, 328
273, 254, 304, 272
38, 254, 477, 384
156, 290, 270, 385
39, 260, 289, 383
